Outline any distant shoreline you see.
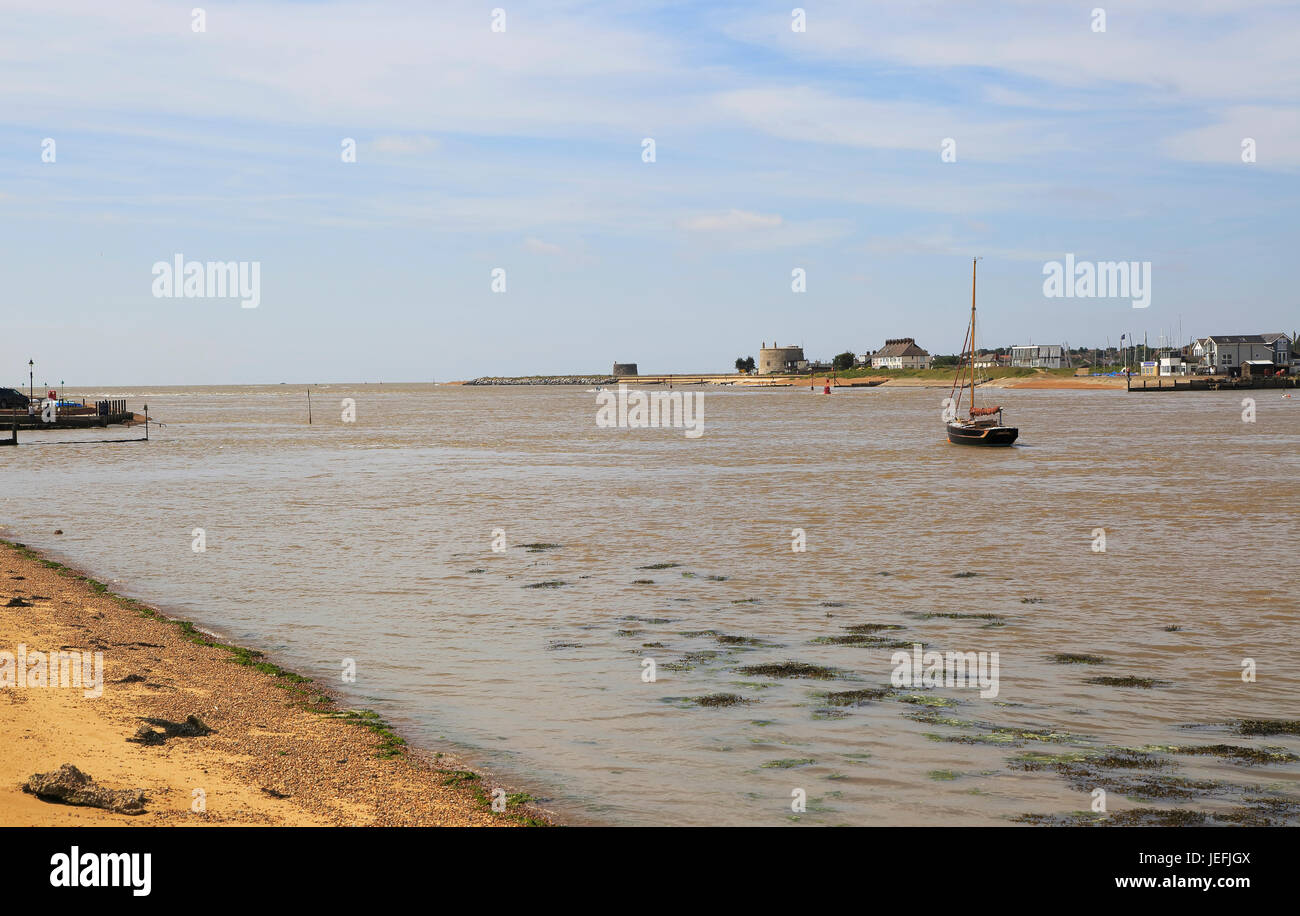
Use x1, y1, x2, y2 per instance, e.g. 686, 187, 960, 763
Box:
452, 373, 1129, 390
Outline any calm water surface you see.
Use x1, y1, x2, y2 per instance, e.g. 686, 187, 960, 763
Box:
3, 383, 1298, 825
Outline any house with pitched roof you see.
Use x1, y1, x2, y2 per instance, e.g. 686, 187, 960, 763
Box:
1191, 334, 1293, 375
869, 338, 930, 370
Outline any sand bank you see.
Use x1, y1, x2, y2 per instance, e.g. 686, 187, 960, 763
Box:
0, 539, 549, 826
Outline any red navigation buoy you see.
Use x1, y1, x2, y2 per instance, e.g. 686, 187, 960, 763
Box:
823, 385, 831, 394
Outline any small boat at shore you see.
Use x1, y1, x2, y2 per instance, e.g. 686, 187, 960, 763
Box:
946, 258, 1018, 447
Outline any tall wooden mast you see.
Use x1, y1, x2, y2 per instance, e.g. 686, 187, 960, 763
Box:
969, 257, 978, 411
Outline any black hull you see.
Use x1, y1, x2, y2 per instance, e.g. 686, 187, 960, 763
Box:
946, 422, 1019, 446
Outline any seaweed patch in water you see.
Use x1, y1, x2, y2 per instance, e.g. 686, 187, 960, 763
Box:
631, 579, 655, 585
521, 543, 561, 552
1085, 676, 1169, 688
737, 662, 840, 680
761, 758, 816, 769
523, 580, 567, 589
952, 572, 977, 578
715, 634, 764, 646
1212, 797, 1300, 826
1014, 808, 1206, 827
816, 687, 894, 707
1051, 653, 1106, 665
691, 693, 755, 708
638, 562, 680, 570
918, 612, 1003, 621
812, 708, 849, 720
810, 633, 912, 648
1012, 748, 1223, 800
1173, 744, 1299, 765
897, 694, 957, 708
1235, 719, 1300, 737
840, 623, 905, 633
661, 650, 723, 671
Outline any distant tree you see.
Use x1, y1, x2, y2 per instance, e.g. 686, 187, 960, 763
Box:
932, 354, 960, 368
735, 356, 756, 373
832, 351, 856, 372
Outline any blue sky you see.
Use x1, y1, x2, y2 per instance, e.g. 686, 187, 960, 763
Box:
2, 0, 1298, 384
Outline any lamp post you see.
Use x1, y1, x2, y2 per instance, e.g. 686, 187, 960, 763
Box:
28, 360, 33, 401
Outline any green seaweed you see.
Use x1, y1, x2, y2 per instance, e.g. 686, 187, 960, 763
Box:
1086, 675, 1168, 688
691, 693, 754, 708
1236, 719, 1300, 736
737, 662, 839, 680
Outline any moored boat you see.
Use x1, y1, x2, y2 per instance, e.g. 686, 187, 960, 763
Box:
946, 258, 1019, 447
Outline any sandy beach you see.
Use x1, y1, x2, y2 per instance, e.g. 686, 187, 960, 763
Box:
0, 539, 549, 827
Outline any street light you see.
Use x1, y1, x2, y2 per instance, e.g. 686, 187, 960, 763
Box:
28, 360, 33, 401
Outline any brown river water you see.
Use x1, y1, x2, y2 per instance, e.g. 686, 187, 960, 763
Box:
3, 383, 1298, 825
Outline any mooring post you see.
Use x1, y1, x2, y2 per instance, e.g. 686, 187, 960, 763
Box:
307, 388, 312, 425
144, 404, 149, 441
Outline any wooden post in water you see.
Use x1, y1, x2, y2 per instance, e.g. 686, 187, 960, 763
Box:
144, 404, 149, 441
307, 389, 312, 425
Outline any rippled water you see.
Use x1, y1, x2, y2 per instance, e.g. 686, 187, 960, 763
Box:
4, 383, 1298, 825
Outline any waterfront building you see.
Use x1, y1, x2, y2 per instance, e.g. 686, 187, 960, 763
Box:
869, 338, 931, 370
1010, 344, 1064, 369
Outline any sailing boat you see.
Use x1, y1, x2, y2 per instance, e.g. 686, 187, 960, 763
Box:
946, 258, 1019, 447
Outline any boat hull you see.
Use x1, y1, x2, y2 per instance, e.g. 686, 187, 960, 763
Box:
946, 422, 1019, 447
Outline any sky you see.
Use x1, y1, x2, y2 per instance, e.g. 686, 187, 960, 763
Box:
1, 0, 1298, 384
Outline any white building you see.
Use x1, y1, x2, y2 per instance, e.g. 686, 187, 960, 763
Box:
1191, 334, 1292, 374
1010, 344, 1064, 369
869, 337, 930, 370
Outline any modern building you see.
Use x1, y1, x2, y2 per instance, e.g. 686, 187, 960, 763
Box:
1010, 344, 1064, 369
869, 338, 930, 370
758, 342, 807, 374
1159, 356, 1189, 376
1191, 334, 1291, 375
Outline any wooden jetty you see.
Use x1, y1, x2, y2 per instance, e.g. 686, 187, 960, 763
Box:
0, 398, 137, 430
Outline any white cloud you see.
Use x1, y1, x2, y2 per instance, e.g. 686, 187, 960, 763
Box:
710, 87, 1070, 160
524, 237, 565, 255
678, 209, 783, 232
1165, 106, 1300, 167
